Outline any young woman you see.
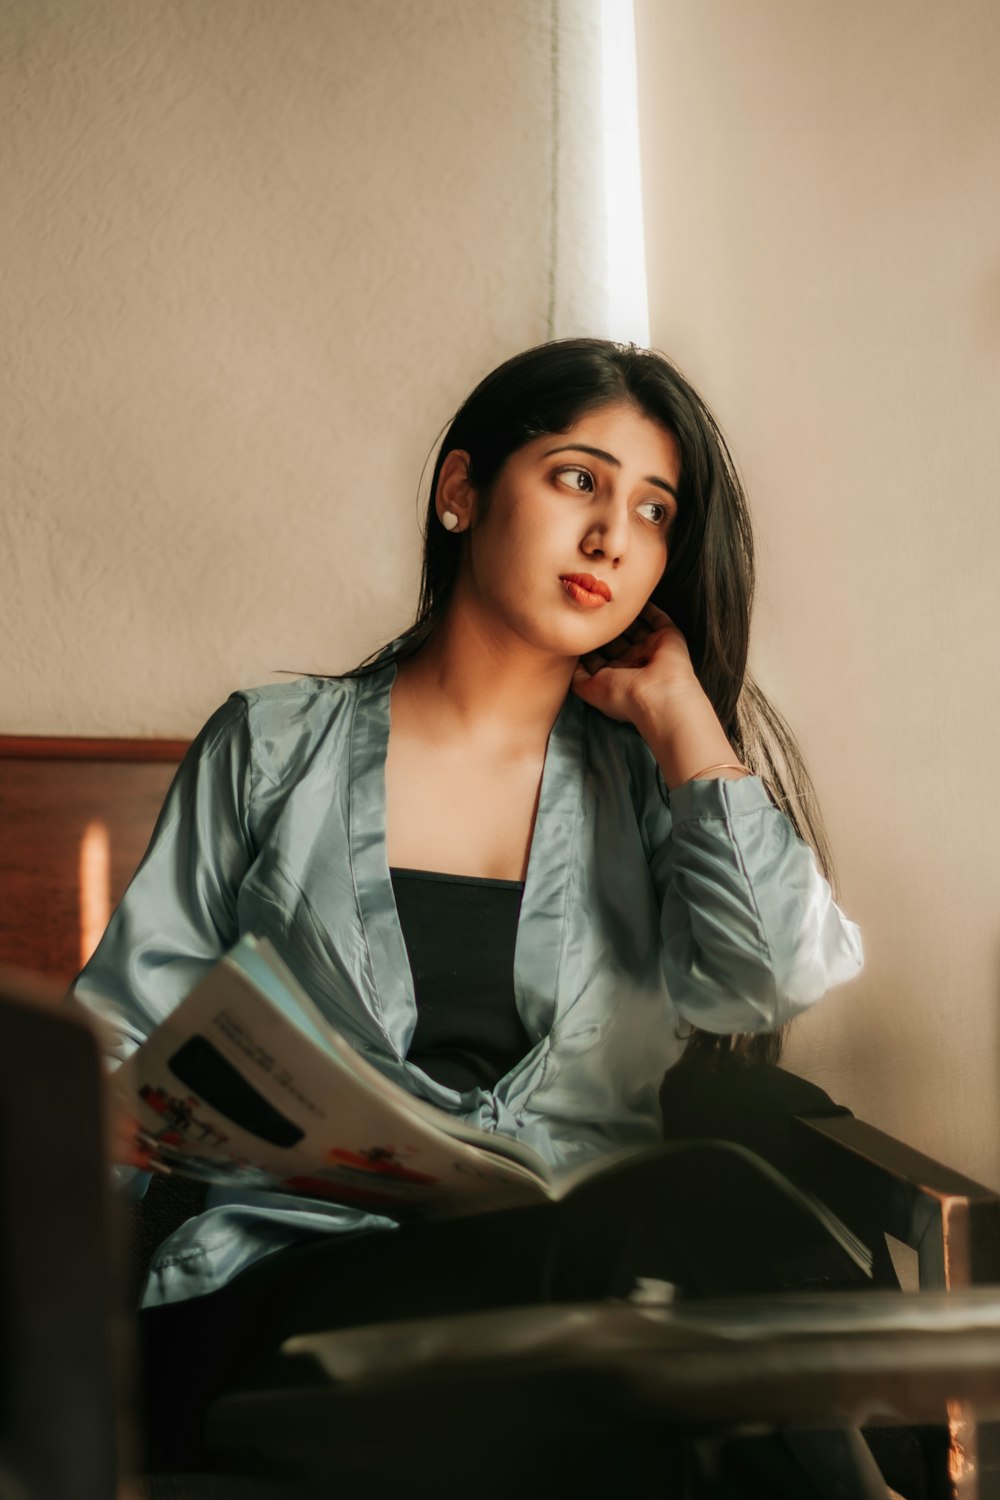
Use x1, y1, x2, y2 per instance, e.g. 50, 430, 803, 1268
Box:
72, 337, 864, 1476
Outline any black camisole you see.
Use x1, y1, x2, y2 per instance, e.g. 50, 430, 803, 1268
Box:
389, 867, 531, 1094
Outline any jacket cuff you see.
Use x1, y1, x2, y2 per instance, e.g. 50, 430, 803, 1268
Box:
667, 773, 772, 824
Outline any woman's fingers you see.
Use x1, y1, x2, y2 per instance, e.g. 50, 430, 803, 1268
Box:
593, 620, 653, 660
596, 639, 631, 662
578, 651, 607, 675
641, 600, 675, 629
577, 613, 661, 677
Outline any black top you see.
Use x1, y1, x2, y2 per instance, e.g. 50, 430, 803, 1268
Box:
389, 867, 531, 1093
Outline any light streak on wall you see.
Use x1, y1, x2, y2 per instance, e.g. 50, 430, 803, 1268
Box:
600, 0, 649, 346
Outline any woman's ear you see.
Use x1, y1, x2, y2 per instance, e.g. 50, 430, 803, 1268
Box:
435, 449, 477, 532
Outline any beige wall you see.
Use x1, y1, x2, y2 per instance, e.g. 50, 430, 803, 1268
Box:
635, 0, 1000, 1187
8, 0, 998, 1190
1, 0, 606, 735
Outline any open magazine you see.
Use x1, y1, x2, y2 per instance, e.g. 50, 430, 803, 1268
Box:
112, 935, 872, 1275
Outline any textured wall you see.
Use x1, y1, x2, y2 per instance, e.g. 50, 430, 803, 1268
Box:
1, 0, 606, 734
635, 0, 1000, 1188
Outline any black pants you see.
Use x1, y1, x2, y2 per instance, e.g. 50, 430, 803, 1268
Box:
138, 1142, 887, 1479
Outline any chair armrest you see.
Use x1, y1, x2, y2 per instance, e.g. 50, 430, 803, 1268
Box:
792, 1114, 1000, 1289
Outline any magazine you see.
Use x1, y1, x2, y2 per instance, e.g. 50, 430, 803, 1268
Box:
111, 934, 872, 1274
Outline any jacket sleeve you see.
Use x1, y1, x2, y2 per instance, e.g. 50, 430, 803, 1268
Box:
67, 695, 255, 1066
641, 766, 863, 1034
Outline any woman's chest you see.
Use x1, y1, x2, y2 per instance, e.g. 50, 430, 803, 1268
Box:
383, 733, 547, 884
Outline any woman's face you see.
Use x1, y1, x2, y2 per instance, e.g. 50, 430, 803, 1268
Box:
450, 400, 681, 660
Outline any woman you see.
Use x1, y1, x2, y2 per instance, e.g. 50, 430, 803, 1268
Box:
72, 337, 864, 1476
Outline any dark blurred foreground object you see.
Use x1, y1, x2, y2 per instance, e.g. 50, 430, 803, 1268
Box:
0, 964, 125, 1500
206, 1289, 1000, 1499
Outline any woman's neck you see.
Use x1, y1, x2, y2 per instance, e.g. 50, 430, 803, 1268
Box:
391, 611, 573, 756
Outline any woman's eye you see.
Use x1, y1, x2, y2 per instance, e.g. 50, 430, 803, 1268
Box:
639, 501, 670, 526
556, 466, 594, 493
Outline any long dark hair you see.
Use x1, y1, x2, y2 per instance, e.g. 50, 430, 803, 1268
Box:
338, 337, 836, 1066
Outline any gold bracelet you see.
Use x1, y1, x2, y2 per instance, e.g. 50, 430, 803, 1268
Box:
686, 761, 752, 782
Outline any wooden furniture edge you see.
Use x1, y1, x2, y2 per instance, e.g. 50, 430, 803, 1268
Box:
795, 1114, 1000, 1205
793, 1113, 1000, 1289
0, 736, 190, 762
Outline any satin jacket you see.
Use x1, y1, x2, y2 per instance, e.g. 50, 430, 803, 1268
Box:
70, 660, 863, 1307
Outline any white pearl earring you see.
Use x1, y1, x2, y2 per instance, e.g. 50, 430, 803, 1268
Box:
441, 511, 459, 532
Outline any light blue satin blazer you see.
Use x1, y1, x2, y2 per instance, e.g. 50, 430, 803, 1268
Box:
71, 660, 863, 1307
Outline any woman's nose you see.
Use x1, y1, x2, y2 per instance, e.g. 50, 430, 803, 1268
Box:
582, 507, 628, 565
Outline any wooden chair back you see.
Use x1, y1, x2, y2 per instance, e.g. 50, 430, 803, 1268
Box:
0, 737, 186, 986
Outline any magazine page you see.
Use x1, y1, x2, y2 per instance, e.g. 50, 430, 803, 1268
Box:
112, 940, 553, 1217
237, 936, 552, 1175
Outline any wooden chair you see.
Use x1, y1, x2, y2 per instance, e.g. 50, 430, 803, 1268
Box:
0, 734, 186, 985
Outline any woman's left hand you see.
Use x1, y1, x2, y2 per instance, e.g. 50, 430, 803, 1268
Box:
570, 600, 703, 726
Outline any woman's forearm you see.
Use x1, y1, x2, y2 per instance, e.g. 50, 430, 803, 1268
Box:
630, 681, 746, 791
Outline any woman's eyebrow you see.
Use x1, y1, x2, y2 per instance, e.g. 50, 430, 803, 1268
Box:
542, 444, 678, 499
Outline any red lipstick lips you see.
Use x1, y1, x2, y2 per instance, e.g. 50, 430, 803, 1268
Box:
560, 573, 612, 607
